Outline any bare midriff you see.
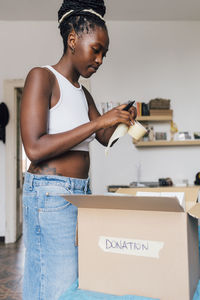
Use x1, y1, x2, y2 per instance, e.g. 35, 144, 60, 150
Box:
28, 151, 90, 179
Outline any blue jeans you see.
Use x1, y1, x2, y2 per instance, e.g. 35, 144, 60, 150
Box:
22, 172, 91, 300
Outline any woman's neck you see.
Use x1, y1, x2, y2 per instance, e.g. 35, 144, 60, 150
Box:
53, 55, 80, 87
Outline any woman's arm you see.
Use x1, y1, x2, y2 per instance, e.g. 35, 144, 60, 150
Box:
83, 86, 137, 146
20, 68, 133, 164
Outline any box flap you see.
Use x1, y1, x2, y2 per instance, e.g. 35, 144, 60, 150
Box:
116, 186, 200, 204
136, 191, 185, 211
62, 194, 184, 212
188, 203, 200, 219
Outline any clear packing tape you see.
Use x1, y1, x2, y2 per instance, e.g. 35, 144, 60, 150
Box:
105, 121, 147, 156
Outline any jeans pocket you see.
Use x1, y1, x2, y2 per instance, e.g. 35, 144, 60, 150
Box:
39, 186, 72, 212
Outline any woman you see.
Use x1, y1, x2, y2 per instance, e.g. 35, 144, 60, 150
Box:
20, 0, 136, 299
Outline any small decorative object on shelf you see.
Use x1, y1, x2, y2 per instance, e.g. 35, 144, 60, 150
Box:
155, 132, 167, 140
159, 177, 173, 186
178, 131, 192, 140
148, 126, 154, 141
149, 98, 171, 110
194, 132, 200, 139
170, 121, 178, 141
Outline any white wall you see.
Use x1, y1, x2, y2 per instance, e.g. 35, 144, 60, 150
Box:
0, 21, 200, 234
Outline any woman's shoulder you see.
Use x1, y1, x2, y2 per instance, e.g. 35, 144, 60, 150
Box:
26, 66, 55, 82
24, 66, 55, 90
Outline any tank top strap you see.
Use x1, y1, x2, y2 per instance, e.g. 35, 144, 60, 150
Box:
42, 65, 82, 91
43, 65, 64, 85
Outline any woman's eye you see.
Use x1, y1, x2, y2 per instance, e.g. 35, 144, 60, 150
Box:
92, 48, 99, 54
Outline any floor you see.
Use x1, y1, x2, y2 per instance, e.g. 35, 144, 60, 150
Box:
0, 237, 24, 300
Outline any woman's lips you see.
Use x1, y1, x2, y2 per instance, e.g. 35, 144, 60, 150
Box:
89, 66, 98, 72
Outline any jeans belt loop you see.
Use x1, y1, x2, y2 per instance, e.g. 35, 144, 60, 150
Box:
28, 172, 34, 191
84, 178, 89, 194
70, 179, 74, 191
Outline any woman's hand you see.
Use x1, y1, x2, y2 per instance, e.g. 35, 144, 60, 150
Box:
96, 104, 136, 130
128, 106, 137, 124
84, 86, 138, 146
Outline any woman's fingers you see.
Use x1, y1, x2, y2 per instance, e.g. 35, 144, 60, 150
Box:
128, 106, 137, 123
115, 103, 128, 110
99, 105, 137, 129
114, 109, 133, 126
114, 104, 137, 123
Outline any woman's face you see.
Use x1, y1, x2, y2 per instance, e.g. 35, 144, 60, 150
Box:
71, 26, 109, 78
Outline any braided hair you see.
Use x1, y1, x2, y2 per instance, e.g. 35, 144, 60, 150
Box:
58, 0, 107, 54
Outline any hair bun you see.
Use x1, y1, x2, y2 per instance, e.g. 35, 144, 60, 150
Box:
58, 0, 106, 21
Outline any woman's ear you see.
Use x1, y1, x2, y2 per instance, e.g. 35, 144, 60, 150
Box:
68, 30, 77, 54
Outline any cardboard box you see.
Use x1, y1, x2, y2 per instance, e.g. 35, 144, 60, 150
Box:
116, 187, 200, 212
64, 189, 200, 300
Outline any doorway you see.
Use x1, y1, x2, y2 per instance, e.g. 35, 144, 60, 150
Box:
16, 88, 23, 239
4, 79, 24, 243
16, 88, 31, 240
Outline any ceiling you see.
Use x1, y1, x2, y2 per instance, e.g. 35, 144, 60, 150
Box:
1, 0, 200, 21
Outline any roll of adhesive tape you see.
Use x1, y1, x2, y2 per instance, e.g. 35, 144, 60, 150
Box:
128, 121, 147, 140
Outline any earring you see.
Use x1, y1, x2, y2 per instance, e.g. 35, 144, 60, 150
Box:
71, 47, 75, 54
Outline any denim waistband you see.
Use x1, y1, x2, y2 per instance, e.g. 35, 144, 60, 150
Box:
24, 172, 90, 192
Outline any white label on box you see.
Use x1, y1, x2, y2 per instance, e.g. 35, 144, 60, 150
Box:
98, 236, 164, 258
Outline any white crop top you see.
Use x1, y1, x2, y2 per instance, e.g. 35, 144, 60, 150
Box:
44, 65, 95, 152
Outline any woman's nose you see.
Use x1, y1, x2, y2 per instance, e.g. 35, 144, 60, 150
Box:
95, 54, 103, 66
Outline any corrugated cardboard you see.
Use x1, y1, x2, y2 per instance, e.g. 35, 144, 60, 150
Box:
116, 187, 200, 212
63, 189, 200, 300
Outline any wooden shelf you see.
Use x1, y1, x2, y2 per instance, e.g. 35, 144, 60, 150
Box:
136, 115, 173, 122
134, 140, 200, 147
